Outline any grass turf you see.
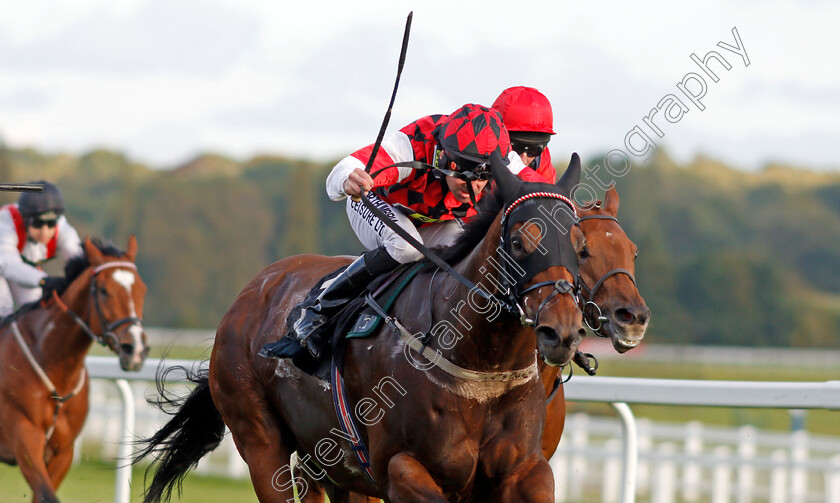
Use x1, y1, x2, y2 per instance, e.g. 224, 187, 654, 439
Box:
0, 458, 259, 503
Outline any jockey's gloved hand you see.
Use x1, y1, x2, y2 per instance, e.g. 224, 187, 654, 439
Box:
39, 276, 68, 298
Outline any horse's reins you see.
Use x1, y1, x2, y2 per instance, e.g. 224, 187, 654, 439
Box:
352, 10, 524, 320
363, 191, 582, 385
10, 321, 86, 442
347, 11, 584, 387
577, 214, 637, 334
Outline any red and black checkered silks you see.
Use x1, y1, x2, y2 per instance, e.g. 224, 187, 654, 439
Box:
351, 110, 507, 226
439, 104, 511, 164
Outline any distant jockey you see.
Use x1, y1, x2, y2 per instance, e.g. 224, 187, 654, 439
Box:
0, 181, 82, 316
493, 86, 557, 183
289, 103, 548, 358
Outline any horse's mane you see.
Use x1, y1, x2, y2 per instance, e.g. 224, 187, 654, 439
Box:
61, 239, 125, 294
435, 189, 504, 266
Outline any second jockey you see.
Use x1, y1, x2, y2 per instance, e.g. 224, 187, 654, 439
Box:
0, 181, 82, 317
492, 86, 557, 183
291, 103, 547, 358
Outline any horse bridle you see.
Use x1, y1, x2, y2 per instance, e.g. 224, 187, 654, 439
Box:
497, 192, 582, 327
577, 214, 636, 334
52, 261, 144, 349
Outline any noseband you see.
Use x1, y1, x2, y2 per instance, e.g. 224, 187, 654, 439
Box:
52, 261, 143, 349
577, 214, 636, 333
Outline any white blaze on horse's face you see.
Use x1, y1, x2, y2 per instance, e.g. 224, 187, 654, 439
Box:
111, 268, 146, 363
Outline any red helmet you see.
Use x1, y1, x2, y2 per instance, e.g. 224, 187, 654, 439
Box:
438, 104, 511, 165
492, 86, 555, 134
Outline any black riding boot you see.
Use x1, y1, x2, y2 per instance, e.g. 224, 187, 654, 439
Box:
294, 247, 399, 358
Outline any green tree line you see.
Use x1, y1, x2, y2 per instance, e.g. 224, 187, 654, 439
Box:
2, 146, 839, 347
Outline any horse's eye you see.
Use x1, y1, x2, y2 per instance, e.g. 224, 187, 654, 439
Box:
634, 249, 639, 260
579, 246, 590, 260
99, 287, 108, 296
511, 237, 524, 252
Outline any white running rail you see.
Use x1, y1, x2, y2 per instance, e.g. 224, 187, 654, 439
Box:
85, 357, 840, 503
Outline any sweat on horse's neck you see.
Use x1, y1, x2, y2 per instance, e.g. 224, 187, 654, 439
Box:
430, 212, 537, 373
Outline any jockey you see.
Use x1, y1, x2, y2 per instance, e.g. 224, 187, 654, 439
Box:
492, 86, 557, 183
292, 103, 546, 358
0, 181, 82, 317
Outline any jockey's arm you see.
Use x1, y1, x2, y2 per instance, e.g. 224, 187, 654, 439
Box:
325, 131, 417, 201
0, 211, 46, 288
56, 217, 83, 261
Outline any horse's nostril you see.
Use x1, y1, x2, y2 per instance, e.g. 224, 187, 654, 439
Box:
578, 327, 587, 337
614, 308, 635, 324
638, 306, 650, 325
120, 343, 134, 354
535, 326, 560, 344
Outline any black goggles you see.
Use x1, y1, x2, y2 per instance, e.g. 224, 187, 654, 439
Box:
30, 217, 58, 229
452, 169, 493, 182
438, 152, 493, 181
511, 142, 547, 157
453, 161, 492, 181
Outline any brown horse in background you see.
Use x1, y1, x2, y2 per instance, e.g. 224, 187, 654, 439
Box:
0, 237, 149, 503
138, 154, 588, 502
540, 186, 650, 459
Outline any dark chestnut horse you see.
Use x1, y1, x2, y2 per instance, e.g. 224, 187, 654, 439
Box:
300, 185, 651, 503
0, 237, 149, 503
540, 186, 650, 459
138, 154, 588, 503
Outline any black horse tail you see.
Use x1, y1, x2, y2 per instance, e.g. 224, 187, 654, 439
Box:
134, 362, 226, 503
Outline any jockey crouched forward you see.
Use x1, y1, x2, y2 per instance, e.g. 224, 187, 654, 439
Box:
0, 181, 82, 317
492, 86, 557, 183
273, 103, 550, 359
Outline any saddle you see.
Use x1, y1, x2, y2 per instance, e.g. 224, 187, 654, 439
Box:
260, 262, 424, 380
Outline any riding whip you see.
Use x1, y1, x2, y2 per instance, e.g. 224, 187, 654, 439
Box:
0, 183, 44, 192
355, 12, 508, 308
363, 11, 413, 175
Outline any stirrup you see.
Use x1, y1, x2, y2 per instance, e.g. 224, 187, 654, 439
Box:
294, 307, 329, 358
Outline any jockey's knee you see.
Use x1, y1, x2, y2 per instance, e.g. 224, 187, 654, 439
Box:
385, 242, 423, 264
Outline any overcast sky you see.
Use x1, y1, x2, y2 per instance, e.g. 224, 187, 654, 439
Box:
0, 0, 838, 171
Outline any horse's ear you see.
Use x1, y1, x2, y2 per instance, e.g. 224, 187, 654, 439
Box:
556, 153, 581, 196
84, 238, 105, 266
125, 235, 138, 262
490, 151, 521, 201
603, 185, 620, 216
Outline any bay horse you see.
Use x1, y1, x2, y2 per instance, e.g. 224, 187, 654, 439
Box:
299, 185, 651, 503
138, 153, 588, 503
0, 237, 149, 503
540, 185, 650, 459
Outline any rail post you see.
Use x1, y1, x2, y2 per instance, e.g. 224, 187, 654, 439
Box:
114, 379, 135, 503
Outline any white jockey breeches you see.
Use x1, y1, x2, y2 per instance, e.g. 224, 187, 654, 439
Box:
346, 193, 463, 264
0, 278, 43, 316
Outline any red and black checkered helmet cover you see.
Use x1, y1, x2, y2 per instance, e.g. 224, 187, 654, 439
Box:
438, 104, 511, 165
